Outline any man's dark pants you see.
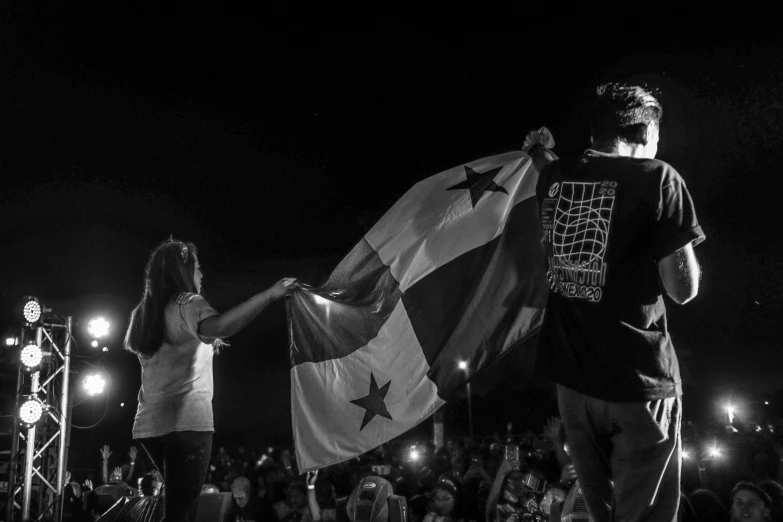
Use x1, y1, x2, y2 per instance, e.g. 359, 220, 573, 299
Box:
137, 430, 213, 522
557, 384, 682, 522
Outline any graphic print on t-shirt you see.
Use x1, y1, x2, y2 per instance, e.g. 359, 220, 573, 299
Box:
541, 181, 617, 303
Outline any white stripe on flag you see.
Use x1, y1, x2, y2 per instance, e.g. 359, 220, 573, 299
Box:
364, 151, 536, 292
292, 298, 444, 472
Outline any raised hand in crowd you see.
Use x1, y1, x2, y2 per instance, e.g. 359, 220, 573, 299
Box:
127, 446, 138, 480
281, 449, 294, 476
100, 445, 111, 484
100, 445, 112, 461
306, 470, 323, 521
83, 479, 93, 491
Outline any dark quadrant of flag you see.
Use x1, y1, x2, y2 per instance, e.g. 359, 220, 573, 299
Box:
286, 151, 548, 471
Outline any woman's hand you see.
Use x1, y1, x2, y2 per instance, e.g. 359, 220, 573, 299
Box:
306, 470, 319, 488
128, 446, 138, 463
269, 278, 297, 300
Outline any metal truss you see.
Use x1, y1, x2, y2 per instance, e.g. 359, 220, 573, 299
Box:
3, 318, 72, 522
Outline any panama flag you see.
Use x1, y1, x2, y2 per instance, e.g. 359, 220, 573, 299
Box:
286, 151, 548, 471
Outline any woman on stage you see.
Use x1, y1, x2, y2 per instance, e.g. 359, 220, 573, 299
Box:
124, 238, 295, 521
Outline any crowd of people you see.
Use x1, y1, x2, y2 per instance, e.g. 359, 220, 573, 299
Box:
60, 413, 783, 522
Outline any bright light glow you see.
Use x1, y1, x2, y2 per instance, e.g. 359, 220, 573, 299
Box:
458, 361, 468, 370
709, 446, 722, 459
757, 426, 763, 432
22, 298, 42, 324
87, 317, 110, 339
21, 343, 43, 369
120, 402, 125, 407
682, 450, 691, 460
83, 374, 106, 396
102, 347, 108, 352
91, 340, 98, 348
19, 398, 43, 425
766, 401, 770, 405
410, 450, 420, 461
313, 295, 330, 306
5, 337, 17, 346
726, 405, 736, 424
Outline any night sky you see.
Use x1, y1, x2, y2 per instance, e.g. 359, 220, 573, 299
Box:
2, 7, 783, 465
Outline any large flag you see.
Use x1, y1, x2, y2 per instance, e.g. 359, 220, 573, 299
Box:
286, 151, 548, 472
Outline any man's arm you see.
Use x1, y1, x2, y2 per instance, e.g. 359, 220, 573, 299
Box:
659, 242, 700, 304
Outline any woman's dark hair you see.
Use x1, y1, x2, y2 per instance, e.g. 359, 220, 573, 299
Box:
125, 238, 198, 357
590, 82, 663, 147
431, 478, 468, 521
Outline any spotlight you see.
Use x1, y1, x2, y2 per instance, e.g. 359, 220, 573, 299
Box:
20, 342, 43, 370
83, 374, 106, 396
683, 450, 691, 460
19, 296, 42, 325
87, 317, 110, 339
708, 446, 722, 459
91, 340, 98, 348
458, 361, 468, 370
18, 397, 44, 427
409, 447, 420, 462
102, 347, 108, 352
5, 337, 18, 346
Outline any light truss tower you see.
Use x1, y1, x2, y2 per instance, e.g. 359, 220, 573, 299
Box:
4, 317, 72, 522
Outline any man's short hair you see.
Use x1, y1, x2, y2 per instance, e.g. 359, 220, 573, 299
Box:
590, 82, 663, 146
231, 476, 252, 494
732, 481, 772, 509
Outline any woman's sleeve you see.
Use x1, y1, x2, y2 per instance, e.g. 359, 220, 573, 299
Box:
177, 294, 219, 344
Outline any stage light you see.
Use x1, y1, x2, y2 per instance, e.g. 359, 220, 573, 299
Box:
458, 361, 468, 370
709, 446, 722, 459
102, 347, 108, 352
766, 401, 770, 405
91, 340, 98, 348
410, 449, 420, 461
87, 317, 110, 339
18, 397, 44, 427
20, 342, 43, 370
83, 374, 106, 396
725, 404, 736, 424
20, 296, 42, 325
6, 337, 18, 346
682, 450, 691, 460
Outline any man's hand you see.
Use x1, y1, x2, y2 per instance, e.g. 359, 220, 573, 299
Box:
112, 467, 122, 479
522, 127, 556, 152
83, 479, 93, 491
100, 445, 111, 461
128, 446, 138, 463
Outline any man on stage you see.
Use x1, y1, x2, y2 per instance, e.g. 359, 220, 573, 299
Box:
531, 83, 705, 521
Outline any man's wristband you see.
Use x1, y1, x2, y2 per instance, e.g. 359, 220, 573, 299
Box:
307, 484, 315, 490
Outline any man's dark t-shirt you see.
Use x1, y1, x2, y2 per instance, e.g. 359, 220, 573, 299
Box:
535, 150, 705, 402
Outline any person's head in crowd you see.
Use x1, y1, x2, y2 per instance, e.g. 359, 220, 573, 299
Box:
590, 82, 663, 159
138, 472, 160, 496
759, 480, 783, 522
285, 481, 309, 511
539, 485, 567, 519
429, 478, 466, 520
732, 482, 772, 522
231, 477, 253, 509
315, 474, 338, 509
690, 489, 729, 522
201, 484, 220, 494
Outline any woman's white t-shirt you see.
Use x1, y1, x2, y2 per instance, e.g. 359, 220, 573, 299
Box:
132, 292, 219, 439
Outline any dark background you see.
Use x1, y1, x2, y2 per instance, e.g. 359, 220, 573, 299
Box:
2, 5, 782, 472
